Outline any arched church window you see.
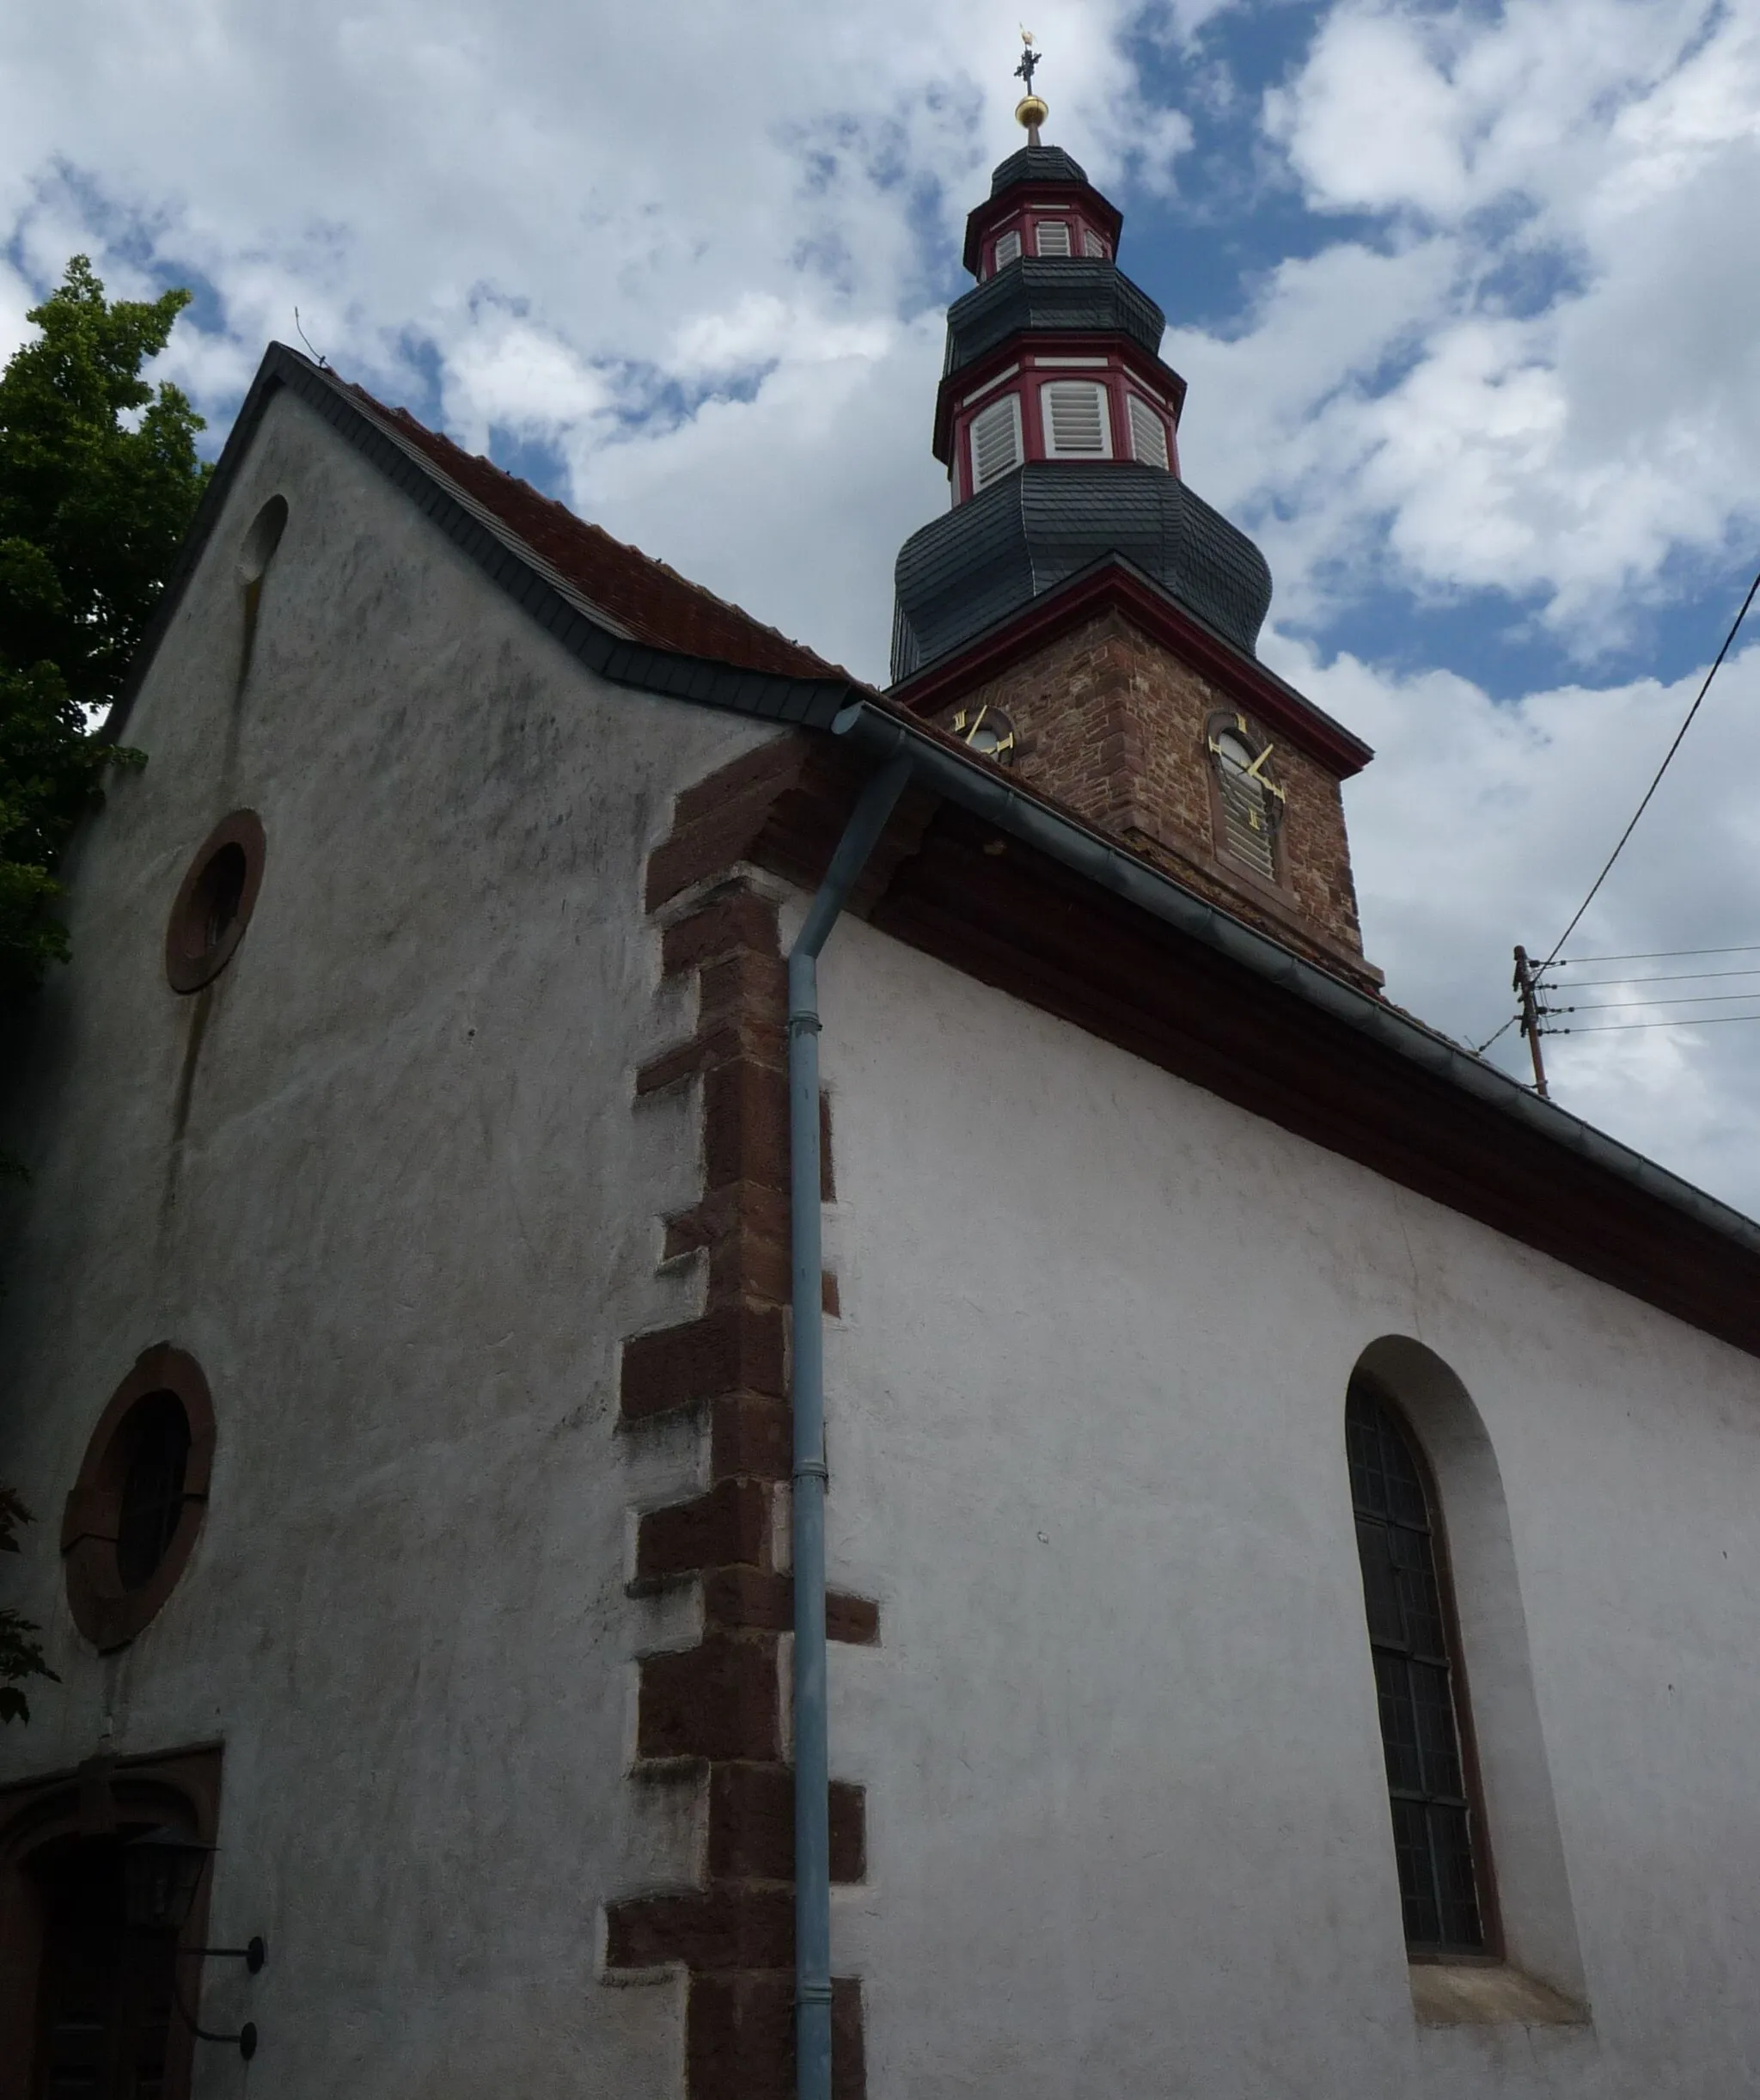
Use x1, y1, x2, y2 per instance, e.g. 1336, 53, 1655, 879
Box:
969, 393, 1024, 492
1348, 1379, 1489, 1956
1041, 381, 1110, 458
1034, 218, 1072, 256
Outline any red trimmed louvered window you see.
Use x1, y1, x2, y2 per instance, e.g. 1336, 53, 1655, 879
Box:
969, 393, 1024, 491
1127, 394, 1170, 470
1041, 381, 1110, 458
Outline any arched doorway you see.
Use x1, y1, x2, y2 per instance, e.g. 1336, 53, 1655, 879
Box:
26, 1833, 180, 2098
0, 1748, 221, 2100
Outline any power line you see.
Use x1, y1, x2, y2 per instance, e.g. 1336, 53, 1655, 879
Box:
1553, 943, 1760, 966
1546, 1012, 1760, 1034
1475, 574, 1760, 1073
1552, 964, 1760, 988
1550, 989, 1760, 1012
1474, 1013, 1519, 1056
1477, 960, 1760, 1056
1540, 563, 1760, 971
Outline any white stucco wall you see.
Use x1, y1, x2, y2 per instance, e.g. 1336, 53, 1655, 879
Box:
816, 914, 1760, 2100
0, 389, 775, 2097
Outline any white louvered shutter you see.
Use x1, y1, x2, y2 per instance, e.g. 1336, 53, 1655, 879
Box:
969, 394, 1024, 491
1128, 395, 1170, 469
1042, 381, 1110, 458
993, 228, 1022, 270
1213, 731, 1278, 881
1083, 228, 1109, 259
1034, 219, 1072, 256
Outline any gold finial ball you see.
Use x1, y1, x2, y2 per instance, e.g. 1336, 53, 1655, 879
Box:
1015, 94, 1049, 132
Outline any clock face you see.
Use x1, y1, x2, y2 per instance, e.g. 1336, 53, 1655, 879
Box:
950, 704, 1018, 764
1213, 727, 1256, 775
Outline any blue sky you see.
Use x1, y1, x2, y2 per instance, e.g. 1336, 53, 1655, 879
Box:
8, 0, 1760, 1210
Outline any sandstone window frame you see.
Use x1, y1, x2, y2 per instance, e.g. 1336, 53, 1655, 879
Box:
62, 1346, 215, 1652
164, 810, 266, 995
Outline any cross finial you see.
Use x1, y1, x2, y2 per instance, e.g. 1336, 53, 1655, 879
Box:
1014, 29, 1042, 93
1013, 28, 1048, 144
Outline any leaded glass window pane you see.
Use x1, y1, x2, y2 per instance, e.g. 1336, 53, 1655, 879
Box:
1348, 1381, 1487, 1956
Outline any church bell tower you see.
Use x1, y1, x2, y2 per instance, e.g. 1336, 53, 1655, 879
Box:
889, 49, 1382, 992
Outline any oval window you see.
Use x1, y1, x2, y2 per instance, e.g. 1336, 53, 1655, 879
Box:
237, 494, 288, 585
164, 811, 266, 994
63, 1348, 215, 1651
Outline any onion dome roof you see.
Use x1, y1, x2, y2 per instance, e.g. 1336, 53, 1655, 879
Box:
892, 462, 1273, 683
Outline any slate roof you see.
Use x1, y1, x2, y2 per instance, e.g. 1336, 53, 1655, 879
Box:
344, 385, 848, 683
989, 144, 1091, 194
892, 462, 1274, 680
941, 260, 1166, 381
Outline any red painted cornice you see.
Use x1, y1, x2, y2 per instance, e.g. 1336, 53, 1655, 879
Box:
889, 556, 1375, 779
962, 181, 1123, 276
933, 333, 1189, 464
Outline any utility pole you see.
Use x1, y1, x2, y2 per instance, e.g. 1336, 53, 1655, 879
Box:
1512, 945, 1550, 1099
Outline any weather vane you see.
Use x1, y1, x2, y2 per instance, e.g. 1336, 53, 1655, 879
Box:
1014, 28, 1048, 144
1014, 29, 1042, 92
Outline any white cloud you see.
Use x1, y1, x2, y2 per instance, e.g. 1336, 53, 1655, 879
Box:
441, 317, 613, 454
1233, 0, 1760, 646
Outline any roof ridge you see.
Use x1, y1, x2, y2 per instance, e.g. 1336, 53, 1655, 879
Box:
342, 383, 850, 681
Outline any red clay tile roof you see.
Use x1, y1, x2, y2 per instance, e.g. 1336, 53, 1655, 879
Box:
345, 383, 850, 682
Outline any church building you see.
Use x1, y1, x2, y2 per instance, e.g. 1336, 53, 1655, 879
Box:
3, 79, 1760, 2100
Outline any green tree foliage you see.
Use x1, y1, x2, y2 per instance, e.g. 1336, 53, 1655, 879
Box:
1, 254, 211, 1007
1, 259, 209, 1718
0, 1488, 57, 1722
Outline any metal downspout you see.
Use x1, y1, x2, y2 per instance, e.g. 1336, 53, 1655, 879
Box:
790, 755, 913, 2100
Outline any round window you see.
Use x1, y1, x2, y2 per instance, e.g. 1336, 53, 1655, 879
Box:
237, 494, 288, 586
164, 811, 265, 994
63, 1349, 214, 1651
